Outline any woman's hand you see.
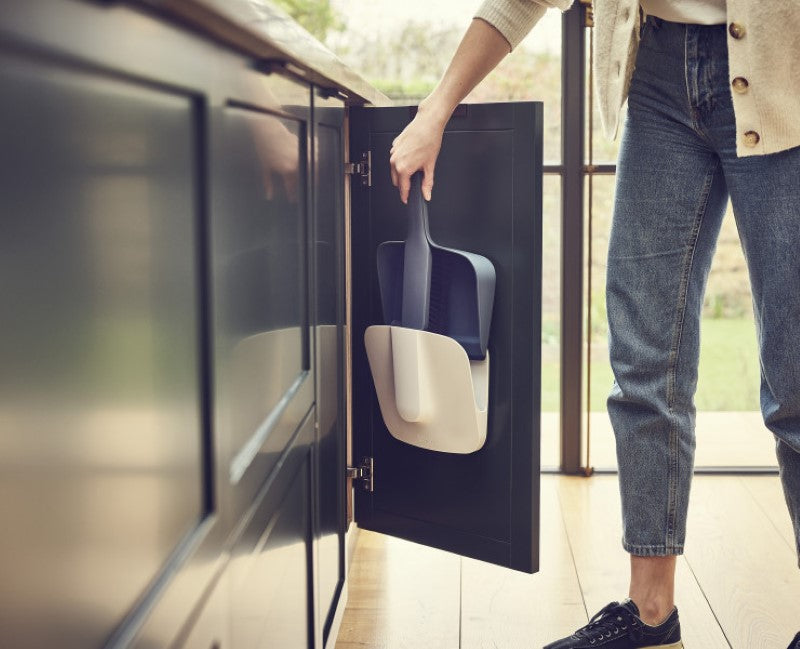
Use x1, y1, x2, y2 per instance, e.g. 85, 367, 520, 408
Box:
386, 18, 512, 204
389, 100, 448, 204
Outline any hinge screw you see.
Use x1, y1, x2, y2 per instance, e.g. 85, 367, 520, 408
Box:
345, 151, 371, 187
346, 456, 373, 492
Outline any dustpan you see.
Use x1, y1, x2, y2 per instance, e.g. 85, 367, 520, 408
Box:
364, 325, 489, 453
364, 173, 495, 454
376, 173, 496, 359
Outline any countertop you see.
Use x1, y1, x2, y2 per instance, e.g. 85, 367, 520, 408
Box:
141, 0, 391, 106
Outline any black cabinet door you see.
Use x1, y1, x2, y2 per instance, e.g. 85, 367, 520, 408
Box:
311, 90, 347, 647
350, 103, 543, 573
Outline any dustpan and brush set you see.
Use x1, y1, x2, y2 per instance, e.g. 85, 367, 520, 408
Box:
364, 172, 496, 454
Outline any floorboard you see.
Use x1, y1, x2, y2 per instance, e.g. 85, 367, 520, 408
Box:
334, 529, 461, 649
460, 476, 586, 648
740, 475, 797, 553
335, 474, 799, 649
685, 476, 800, 648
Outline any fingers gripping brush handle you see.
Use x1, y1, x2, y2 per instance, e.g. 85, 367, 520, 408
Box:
401, 172, 433, 330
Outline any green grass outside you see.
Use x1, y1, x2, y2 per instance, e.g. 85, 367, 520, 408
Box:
542, 317, 761, 412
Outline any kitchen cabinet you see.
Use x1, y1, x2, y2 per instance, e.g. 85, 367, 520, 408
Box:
0, 2, 542, 648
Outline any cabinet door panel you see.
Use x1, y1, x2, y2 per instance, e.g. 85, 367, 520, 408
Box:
350, 103, 543, 573
312, 94, 346, 644
0, 55, 204, 647
228, 414, 315, 649
212, 87, 314, 524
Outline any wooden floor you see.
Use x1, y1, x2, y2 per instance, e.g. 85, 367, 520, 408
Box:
334, 474, 800, 649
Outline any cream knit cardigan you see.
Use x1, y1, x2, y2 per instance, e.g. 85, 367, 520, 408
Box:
475, 0, 800, 157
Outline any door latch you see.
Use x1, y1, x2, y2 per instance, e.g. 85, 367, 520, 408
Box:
346, 456, 373, 492
345, 151, 371, 187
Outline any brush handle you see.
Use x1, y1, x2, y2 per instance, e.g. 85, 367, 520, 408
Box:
401, 172, 433, 330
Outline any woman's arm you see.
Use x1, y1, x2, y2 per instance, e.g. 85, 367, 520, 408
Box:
389, 17, 511, 203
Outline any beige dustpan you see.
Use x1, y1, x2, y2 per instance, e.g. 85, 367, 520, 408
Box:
364, 325, 489, 454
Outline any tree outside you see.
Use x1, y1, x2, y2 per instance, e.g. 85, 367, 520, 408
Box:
272, 0, 343, 41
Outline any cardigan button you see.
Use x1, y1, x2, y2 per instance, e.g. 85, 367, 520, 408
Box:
729, 22, 746, 39
743, 130, 760, 147
731, 77, 749, 93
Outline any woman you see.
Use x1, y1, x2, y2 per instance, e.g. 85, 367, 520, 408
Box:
388, 1, 800, 647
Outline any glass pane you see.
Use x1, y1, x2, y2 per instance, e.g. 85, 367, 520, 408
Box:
696, 206, 775, 467
584, 173, 777, 469
466, 9, 563, 165
329, 3, 563, 164
582, 174, 615, 469
541, 174, 562, 469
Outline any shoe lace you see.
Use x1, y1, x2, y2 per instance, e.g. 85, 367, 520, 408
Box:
576, 602, 644, 644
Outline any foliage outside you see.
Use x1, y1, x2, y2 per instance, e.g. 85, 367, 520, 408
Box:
272, 0, 343, 41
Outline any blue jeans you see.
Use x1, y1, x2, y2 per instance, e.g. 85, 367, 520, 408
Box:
607, 13, 800, 563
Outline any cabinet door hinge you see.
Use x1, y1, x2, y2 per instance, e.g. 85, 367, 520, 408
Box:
346, 456, 374, 492
345, 151, 371, 187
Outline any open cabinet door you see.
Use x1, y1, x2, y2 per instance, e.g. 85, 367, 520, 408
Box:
350, 102, 543, 573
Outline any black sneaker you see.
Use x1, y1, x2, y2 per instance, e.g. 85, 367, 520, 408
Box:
543, 599, 683, 648
787, 631, 800, 649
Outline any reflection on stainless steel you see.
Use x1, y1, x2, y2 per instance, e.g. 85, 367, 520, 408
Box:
249, 105, 301, 201
214, 105, 309, 491
313, 109, 346, 628
228, 452, 311, 649
229, 328, 305, 483
315, 323, 343, 615
0, 58, 203, 648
